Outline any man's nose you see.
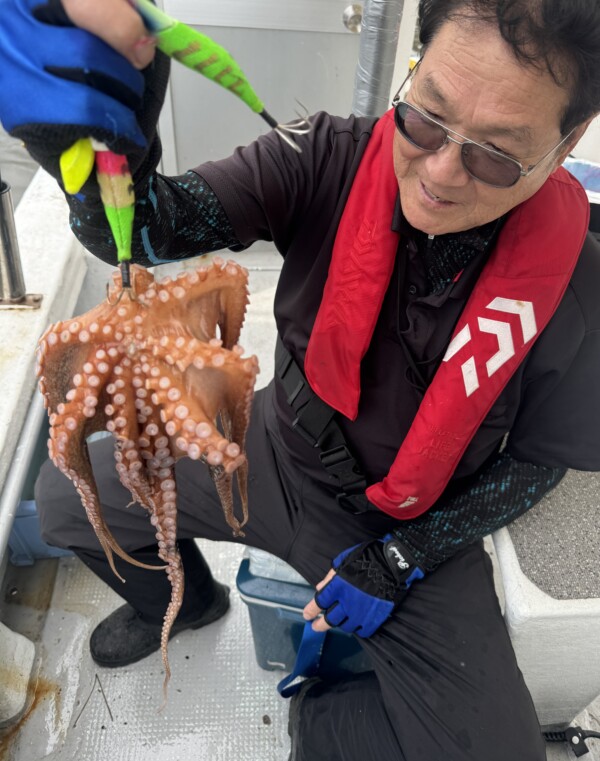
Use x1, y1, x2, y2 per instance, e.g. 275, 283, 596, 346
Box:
423, 139, 471, 188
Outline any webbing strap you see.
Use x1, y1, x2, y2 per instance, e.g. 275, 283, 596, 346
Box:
277, 622, 327, 697
275, 336, 369, 513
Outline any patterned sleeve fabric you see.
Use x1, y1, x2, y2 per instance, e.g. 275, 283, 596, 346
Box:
67, 170, 241, 266
394, 452, 566, 572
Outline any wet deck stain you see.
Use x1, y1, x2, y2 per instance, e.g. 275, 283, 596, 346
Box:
0, 674, 60, 761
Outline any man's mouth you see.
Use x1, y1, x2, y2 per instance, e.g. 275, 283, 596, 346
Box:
421, 182, 454, 205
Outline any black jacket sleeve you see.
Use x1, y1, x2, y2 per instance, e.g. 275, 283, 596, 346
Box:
66, 170, 240, 267
395, 451, 566, 572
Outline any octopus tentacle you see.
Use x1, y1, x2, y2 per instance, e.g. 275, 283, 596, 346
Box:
220, 357, 257, 529
139, 407, 184, 698
110, 372, 161, 525
208, 466, 243, 537
47, 383, 163, 576
218, 408, 249, 531
37, 259, 258, 702
150, 258, 250, 348
215, 259, 251, 349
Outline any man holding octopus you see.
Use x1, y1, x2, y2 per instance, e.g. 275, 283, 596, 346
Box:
1, 0, 599, 758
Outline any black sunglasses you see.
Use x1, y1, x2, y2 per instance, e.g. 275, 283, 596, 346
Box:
393, 92, 572, 189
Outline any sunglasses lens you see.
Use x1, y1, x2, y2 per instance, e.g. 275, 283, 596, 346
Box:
395, 103, 447, 151
461, 143, 521, 188
394, 102, 523, 188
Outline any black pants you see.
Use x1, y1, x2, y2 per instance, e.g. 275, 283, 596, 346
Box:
36, 384, 546, 760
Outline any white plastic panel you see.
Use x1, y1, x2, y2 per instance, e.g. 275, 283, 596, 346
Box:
164, 0, 361, 34
164, 24, 360, 172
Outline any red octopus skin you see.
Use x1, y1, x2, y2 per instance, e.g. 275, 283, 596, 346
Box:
35, 257, 259, 703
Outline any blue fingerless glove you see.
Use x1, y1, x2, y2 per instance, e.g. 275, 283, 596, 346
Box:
315, 534, 424, 638
0, 0, 169, 188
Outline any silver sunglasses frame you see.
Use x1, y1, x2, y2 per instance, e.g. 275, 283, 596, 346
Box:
392, 62, 573, 188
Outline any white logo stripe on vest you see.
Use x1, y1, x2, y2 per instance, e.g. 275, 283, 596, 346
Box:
443, 324, 471, 360
443, 299, 538, 397
486, 297, 537, 342
478, 317, 515, 376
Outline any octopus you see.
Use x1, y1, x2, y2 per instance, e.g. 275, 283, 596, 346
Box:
35, 257, 259, 701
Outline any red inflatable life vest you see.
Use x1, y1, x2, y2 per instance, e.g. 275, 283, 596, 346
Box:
304, 110, 590, 520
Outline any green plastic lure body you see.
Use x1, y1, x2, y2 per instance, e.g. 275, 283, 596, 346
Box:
134, 0, 264, 115
60, 0, 310, 274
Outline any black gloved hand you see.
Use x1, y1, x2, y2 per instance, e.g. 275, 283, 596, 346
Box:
0, 0, 170, 191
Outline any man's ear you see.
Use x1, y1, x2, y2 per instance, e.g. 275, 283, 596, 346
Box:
555, 116, 597, 167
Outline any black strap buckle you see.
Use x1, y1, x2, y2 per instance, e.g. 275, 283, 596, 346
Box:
320, 445, 368, 512
335, 491, 370, 514
319, 444, 362, 477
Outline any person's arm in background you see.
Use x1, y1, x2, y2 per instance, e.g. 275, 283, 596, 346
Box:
66, 170, 241, 266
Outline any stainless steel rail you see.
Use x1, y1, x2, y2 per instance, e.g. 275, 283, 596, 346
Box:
0, 178, 42, 309
0, 391, 46, 565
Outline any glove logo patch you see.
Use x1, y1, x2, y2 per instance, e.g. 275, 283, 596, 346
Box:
387, 545, 410, 571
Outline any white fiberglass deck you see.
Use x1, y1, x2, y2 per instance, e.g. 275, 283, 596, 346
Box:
2, 541, 292, 761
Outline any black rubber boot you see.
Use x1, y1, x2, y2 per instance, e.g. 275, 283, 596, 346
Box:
89, 584, 230, 667
74, 539, 230, 667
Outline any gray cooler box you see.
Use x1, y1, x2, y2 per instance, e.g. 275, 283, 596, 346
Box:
236, 557, 372, 679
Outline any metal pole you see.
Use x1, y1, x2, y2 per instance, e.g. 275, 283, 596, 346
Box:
352, 0, 406, 117
0, 169, 42, 309
0, 175, 27, 303
0, 391, 46, 567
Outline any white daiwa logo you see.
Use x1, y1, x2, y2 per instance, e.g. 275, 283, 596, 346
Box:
443, 298, 538, 397
389, 546, 410, 571
398, 496, 419, 509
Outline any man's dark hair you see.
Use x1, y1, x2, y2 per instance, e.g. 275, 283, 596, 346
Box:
418, 0, 600, 135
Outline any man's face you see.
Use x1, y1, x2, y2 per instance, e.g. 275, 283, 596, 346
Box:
393, 19, 575, 235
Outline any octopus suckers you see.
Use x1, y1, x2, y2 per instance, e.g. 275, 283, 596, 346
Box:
36, 260, 257, 702
174, 405, 189, 420
188, 443, 201, 459
175, 437, 188, 452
